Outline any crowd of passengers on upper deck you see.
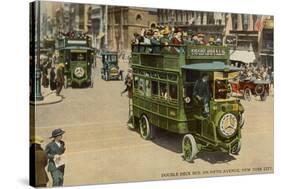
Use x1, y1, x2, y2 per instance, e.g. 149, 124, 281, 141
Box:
131, 26, 223, 49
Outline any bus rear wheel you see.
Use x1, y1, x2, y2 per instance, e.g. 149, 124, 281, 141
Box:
139, 115, 152, 140
182, 134, 198, 162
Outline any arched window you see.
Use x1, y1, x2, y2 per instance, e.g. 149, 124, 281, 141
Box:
136, 14, 142, 21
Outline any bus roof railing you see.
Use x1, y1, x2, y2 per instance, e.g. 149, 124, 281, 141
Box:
131, 44, 186, 55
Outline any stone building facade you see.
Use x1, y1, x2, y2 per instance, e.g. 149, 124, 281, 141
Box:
107, 7, 157, 53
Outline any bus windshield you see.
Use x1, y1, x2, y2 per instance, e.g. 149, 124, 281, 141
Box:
71, 53, 87, 61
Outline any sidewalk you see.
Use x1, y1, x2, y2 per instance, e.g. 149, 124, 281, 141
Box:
30, 87, 63, 106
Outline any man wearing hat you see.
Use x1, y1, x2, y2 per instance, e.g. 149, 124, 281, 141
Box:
171, 28, 183, 45
160, 27, 171, 46
30, 136, 49, 187
197, 33, 206, 45
121, 68, 133, 98
56, 63, 65, 96
45, 129, 66, 187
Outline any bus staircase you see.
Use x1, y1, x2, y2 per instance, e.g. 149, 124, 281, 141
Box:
127, 98, 135, 129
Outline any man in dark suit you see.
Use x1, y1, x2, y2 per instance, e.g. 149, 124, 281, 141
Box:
45, 129, 66, 187
193, 73, 211, 117
56, 63, 65, 96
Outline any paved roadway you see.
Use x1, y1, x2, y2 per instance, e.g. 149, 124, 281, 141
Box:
34, 59, 274, 187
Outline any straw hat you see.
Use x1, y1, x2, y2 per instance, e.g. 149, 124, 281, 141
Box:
30, 135, 44, 144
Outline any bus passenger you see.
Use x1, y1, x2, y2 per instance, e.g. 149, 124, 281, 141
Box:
150, 31, 161, 53
193, 74, 210, 117
171, 28, 183, 45
160, 27, 171, 46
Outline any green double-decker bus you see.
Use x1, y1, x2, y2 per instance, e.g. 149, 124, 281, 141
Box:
57, 32, 96, 88
129, 44, 245, 162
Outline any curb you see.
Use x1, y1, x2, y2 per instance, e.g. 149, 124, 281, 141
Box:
30, 92, 63, 106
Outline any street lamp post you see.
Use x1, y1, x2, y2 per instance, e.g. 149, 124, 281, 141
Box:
30, 1, 43, 101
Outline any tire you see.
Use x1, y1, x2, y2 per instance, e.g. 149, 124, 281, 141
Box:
182, 134, 198, 162
239, 113, 245, 129
139, 114, 152, 140
244, 88, 251, 101
255, 84, 265, 96
231, 140, 241, 155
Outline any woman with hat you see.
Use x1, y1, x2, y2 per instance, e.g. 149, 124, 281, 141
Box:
171, 28, 183, 45
45, 128, 66, 187
30, 136, 49, 187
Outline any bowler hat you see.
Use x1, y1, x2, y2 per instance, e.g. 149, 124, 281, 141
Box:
50, 128, 65, 138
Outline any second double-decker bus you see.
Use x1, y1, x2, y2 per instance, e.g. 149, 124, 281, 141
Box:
57, 31, 96, 88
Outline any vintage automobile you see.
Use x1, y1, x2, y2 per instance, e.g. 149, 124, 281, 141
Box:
128, 44, 245, 162
101, 52, 122, 81
229, 78, 270, 101
57, 31, 96, 88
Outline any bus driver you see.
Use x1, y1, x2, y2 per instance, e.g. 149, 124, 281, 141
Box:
193, 73, 211, 117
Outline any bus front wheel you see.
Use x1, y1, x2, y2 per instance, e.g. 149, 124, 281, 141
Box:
182, 134, 198, 162
139, 115, 152, 140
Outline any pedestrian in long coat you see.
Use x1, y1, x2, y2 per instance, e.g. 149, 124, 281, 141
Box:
30, 136, 49, 187
56, 63, 65, 96
50, 64, 56, 91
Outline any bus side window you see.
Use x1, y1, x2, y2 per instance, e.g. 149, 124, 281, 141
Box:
134, 76, 139, 91
145, 79, 151, 97
169, 84, 178, 99
160, 83, 168, 100
151, 80, 158, 96
139, 78, 145, 96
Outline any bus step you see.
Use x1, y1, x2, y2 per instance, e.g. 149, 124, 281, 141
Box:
193, 114, 208, 120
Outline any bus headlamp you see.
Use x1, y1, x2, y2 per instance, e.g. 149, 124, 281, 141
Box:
219, 113, 238, 138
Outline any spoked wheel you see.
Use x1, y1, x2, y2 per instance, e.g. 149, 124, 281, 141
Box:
182, 134, 198, 162
139, 115, 152, 140
244, 88, 252, 101
255, 84, 265, 96
231, 140, 241, 155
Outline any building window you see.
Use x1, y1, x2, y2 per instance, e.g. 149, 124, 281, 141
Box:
136, 14, 142, 21
232, 14, 238, 30
242, 14, 249, 30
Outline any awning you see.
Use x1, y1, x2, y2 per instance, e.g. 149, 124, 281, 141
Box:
229, 50, 256, 64
181, 62, 241, 72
